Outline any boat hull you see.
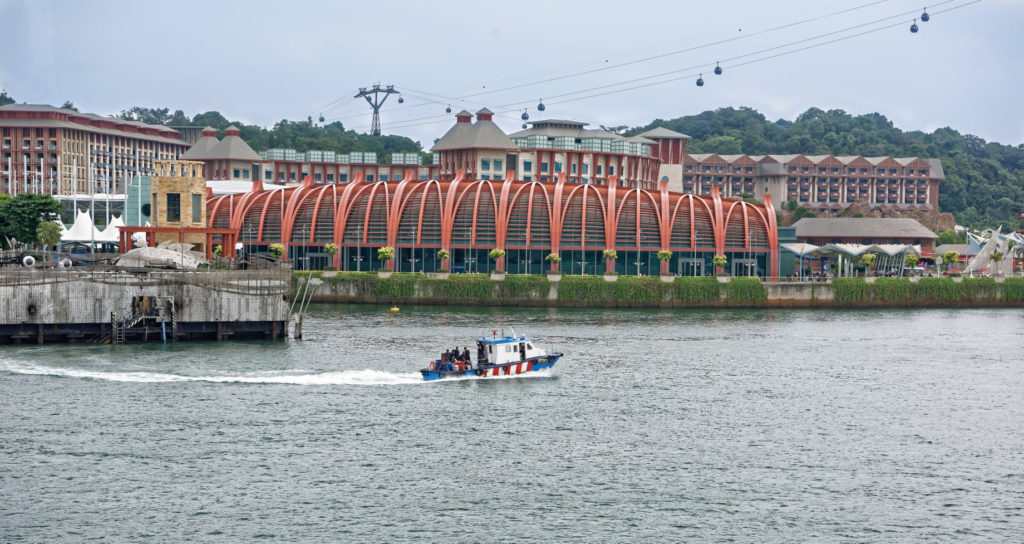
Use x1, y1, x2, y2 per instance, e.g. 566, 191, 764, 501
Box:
420, 354, 561, 381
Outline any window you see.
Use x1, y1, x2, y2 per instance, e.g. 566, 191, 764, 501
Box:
524, 175, 532, 181
233, 169, 240, 178
151, 193, 158, 219
493, 159, 502, 171
571, 163, 577, 174
523, 160, 533, 172
339, 173, 348, 182
327, 174, 334, 182
482, 174, 491, 180
609, 166, 615, 175
596, 165, 603, 175
541, 162, 549, 172
265, 170, 272, 179
582, 164, 588, 174
366, 175, 374, 182
481, 158, 490, 170
554, 162, 562, 173
166, 193, 180, 222
314, 173, 322, 181
290, 172, 297, 180
192, 194, 201, 223
380, 175, 388, 182
493, 173, 503, 180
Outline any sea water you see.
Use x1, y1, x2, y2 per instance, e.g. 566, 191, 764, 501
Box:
2, 306, 1022, 542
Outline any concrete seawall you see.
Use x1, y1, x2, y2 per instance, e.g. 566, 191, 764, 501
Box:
1, 269, 291, 343
297, 273, 1023, 309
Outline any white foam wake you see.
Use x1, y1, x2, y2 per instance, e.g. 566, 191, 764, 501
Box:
0, 361, 424, 385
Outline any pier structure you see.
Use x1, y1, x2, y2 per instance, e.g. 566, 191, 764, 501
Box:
0, 268, 290, 344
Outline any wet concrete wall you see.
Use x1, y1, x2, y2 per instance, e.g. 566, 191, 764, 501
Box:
0, 269, 290, 325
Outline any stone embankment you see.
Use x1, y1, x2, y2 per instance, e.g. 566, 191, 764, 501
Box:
295, 272, 1024, 309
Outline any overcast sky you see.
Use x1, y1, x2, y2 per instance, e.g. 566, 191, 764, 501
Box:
1, 0, 1020, 149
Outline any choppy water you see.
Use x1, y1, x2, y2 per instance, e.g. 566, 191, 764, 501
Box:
2, 306, 1023, 542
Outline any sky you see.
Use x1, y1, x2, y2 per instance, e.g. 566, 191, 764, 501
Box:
1, 0, 1022, 150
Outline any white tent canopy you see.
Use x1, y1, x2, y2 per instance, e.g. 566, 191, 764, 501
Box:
61, 209, 104, 242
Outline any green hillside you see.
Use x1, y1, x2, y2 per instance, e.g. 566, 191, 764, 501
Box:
630, 107, 1024, 231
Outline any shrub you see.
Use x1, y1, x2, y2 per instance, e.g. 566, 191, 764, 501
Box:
269, 243, 285, 259
323, 243, 338, 256
657, 250, 673, 263
545, 252, 561, 264
725, 277, 766, 303
377, 246, 394, 262
602, 249, 618, 261
712, 255, 727, 268
673, 277, 720, 303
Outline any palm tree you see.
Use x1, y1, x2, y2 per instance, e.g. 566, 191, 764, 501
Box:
991, 251, 1004, 277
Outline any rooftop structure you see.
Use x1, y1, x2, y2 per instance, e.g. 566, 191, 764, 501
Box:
792, 217, 937, 252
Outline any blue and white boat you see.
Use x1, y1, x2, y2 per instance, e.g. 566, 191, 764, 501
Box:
420, 331, 562, 381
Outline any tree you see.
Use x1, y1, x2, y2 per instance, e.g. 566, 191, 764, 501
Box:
859, 253, 877, 274
0, 194, 62, 249
602, 249, 618, 261
213, 245, 223, 257
36, 221, 62, 249
942, 251, 960, 271
0, 90, 14, 106
437, 248, 450, 270
712, 254, 728, 274
268, 243, 285, 259
935, 229, 964, 245
118, 106, 172, 125
377, 246, 394, 269
60, 100, 79, 112
991, 251, 1004, 276
791, 206, 817, 221
545, 252, 561, 272
323, 243, 338, 269
905, 253, 920, 269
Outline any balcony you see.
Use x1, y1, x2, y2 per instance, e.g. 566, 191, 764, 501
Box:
47, 145, 57, 151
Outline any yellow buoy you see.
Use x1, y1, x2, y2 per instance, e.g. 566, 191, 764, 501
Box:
390, 306, 400, 312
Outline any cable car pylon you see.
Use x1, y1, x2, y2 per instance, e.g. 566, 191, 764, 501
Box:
355, 84, 400, 136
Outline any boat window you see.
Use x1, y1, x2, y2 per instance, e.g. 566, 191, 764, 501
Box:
505, 345, 512, 353
527, 343, 534, 349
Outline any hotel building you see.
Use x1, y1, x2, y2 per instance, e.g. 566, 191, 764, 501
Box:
0, 104, 189, 202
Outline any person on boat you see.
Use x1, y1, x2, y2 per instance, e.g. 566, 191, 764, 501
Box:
477, 342, 486, 365
462, 347, 471, 365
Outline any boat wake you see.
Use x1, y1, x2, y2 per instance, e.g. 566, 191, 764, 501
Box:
0, 361, 425, 386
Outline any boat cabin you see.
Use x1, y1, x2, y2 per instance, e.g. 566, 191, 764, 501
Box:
478, 335, 547, 366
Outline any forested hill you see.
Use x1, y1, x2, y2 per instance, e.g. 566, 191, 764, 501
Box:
116, 106, 425, 161
629, 107, 1024, 231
